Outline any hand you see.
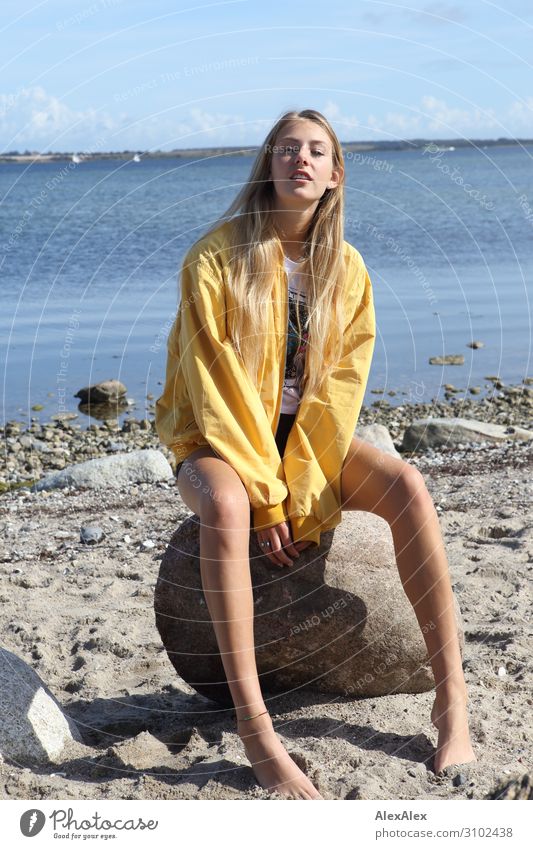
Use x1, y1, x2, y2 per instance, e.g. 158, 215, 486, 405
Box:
256, 523, 313, 567
293, 540, 313, 554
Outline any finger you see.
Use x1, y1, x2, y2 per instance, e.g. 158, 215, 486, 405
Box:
258, 535, 290, 567
267, 532, 293, 566
268, 552, 284, 567
277, 524, 300, 558
266, 549, 286, 568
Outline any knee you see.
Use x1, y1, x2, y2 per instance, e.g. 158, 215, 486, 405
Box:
199, 484, 250, 526
391, 462, 434, 515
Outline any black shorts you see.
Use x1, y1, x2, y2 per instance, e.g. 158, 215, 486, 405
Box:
174, 412, 297, 479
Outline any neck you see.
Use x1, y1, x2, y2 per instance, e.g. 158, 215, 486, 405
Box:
272, 205, 315, 245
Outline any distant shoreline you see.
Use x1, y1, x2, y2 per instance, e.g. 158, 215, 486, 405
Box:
2, 137, 533, 163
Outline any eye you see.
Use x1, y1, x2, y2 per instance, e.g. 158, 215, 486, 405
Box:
312, 150, 325, 156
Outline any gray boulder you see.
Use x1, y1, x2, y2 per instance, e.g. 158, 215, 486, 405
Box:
356, 423, 401, 456
402, 417, 533, 451
75, 379, 127, 404
34, 449, 173, 491
0, 647, 82, 765
155, 510, 463, 705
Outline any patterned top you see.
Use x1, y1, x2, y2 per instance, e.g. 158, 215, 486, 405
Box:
281, 256, 309, 414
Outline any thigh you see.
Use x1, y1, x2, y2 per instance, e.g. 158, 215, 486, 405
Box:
340, 434, 426, 520
176, 446, 250, 519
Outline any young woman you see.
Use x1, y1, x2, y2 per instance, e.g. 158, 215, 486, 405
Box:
155, 108, 476, 800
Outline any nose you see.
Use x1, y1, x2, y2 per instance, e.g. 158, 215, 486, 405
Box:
294, 146, 310, 165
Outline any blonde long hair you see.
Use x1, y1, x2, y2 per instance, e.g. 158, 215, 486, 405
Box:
198, 108, 347, 402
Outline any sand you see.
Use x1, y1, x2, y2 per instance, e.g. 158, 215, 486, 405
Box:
0, 431, 531, 801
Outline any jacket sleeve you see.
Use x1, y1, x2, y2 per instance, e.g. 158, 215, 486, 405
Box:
176, 248, 290, 531
283, 252, 376, 542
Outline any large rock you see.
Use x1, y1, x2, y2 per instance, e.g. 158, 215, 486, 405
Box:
75, 380, 127, 404
356, 423, 401, 456
0, 647, 82, 765
34, 449, 173, 491
155, 511, 464, 705
402, 417, 533, 451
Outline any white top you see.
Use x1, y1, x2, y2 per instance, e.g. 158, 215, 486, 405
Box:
280, 256, 309, 414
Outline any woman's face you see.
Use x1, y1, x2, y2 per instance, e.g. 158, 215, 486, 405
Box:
269, 119, 342, 209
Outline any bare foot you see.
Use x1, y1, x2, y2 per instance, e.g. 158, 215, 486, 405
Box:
431, 685, 477, 774
237, 712, 323, 799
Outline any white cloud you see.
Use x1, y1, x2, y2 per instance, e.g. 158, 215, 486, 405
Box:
367, 110, 422, 136
1, 87, 532, 151
507, 96, 533, 129
0, 85, 124, 151
0, 85, 253, 151
323, 99, 359, 130
421, 95, 500, 134
331, 94, 532, 140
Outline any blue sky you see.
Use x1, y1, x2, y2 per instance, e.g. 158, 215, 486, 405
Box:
1, 0, 532, 152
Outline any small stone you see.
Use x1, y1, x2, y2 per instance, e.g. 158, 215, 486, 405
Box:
54, 530, 73, 540
80, 525, 105, 545
429, 354, 465, 365
31, 404, 44, 411
141, 539, 155, 551
453, 773, 468, 787
497, 666, 507, 677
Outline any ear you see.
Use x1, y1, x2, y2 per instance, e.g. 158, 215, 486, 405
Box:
328, 164, 344, 189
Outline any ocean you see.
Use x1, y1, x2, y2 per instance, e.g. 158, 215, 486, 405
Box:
1, 144, 531, 427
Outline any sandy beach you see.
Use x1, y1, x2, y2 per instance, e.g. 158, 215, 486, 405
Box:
0, 385, 531, 800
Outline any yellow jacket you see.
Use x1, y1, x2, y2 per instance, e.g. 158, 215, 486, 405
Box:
155, 220, 376, 546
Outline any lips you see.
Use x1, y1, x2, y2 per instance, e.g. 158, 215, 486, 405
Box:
290, 171, 312, 181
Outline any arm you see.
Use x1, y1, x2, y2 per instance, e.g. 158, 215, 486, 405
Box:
283, 252, 376, 537
176, 247, 290, 530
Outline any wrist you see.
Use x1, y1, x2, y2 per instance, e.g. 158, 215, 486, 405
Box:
253, 501, 288, 532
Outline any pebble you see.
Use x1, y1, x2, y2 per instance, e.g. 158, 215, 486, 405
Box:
0, 380, 531, 492
80, 525, 105, 545
107, 441, 128, 452
497, 666, 507, 677
140, 539, 155, 551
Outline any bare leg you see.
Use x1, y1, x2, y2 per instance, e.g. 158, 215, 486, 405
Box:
177, 447, 322, 799
341, 436, 476, 773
